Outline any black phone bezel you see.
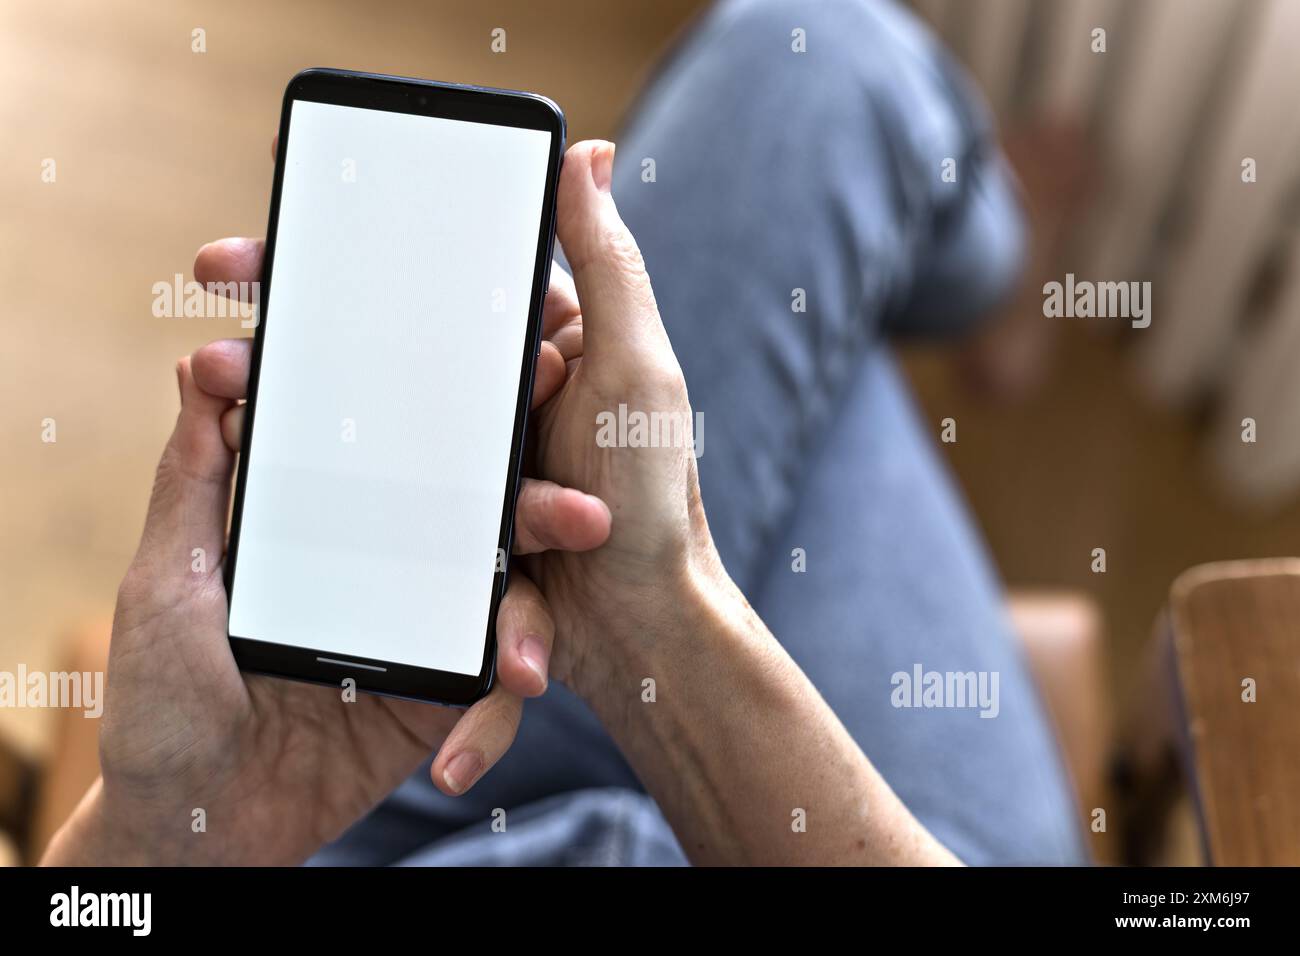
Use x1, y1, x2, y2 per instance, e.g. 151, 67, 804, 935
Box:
223, 68, 565, 707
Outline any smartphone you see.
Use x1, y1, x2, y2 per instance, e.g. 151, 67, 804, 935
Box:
223, 68, 565, 706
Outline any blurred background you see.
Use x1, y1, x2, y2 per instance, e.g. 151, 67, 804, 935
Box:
2, 0, 1298, 864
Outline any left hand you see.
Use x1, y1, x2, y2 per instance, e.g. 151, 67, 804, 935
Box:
44, 239, 607, 866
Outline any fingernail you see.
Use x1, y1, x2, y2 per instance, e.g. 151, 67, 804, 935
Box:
591, 141, 614, 193
519, 634, 549, 693
443, 752, 483, 794
585, 493, 612, 523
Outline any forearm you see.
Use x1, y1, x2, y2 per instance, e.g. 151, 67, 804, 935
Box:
581, 570, 960, 866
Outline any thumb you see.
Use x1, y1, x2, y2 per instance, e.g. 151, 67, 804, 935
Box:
554, 140, 671, 363
131, 356, 236, 588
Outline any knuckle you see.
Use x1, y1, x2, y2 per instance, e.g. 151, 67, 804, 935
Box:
602, 224, 647, 277
502, 587, 553, 636
145, 444, 184, 512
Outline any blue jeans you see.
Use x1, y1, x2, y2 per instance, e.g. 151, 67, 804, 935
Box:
312, 0, 1086, 866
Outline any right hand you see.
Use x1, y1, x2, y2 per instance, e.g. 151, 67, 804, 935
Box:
527, 141, 732, 698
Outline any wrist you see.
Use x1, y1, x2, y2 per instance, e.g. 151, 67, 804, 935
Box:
44, 775, 238, 867
40, 779, 150, 866
569, 544, 765, 714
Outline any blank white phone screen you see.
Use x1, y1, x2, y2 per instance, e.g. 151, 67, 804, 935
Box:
228, 99, 552, 676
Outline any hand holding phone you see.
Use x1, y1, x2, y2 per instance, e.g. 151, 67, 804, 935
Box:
66, 250, 604, 867
516, 142, 713, 701
48, 73, 615, 867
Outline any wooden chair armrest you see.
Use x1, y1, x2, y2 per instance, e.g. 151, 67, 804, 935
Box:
1166, 559, 1300, 865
